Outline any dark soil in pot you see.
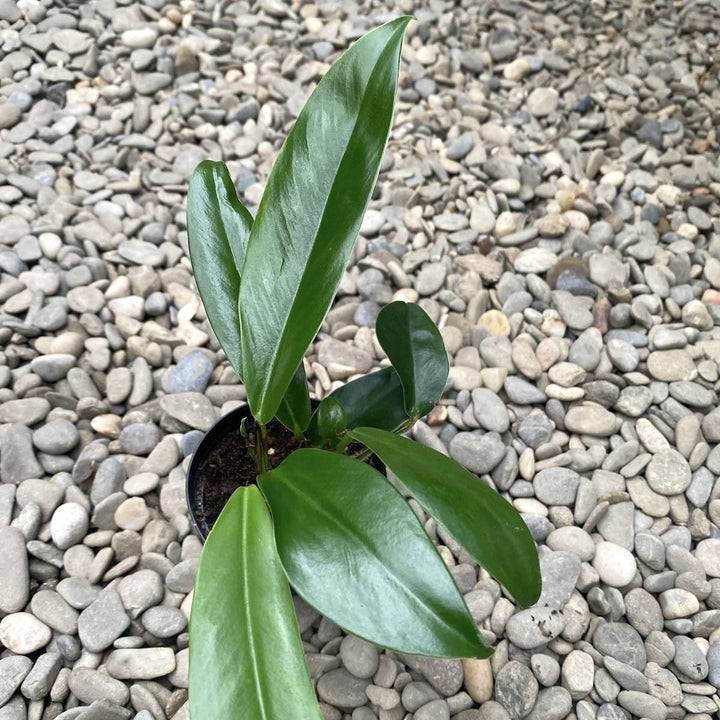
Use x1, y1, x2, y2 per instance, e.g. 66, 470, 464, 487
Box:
186, 404, 303, 540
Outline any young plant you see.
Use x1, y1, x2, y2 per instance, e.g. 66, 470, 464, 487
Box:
186, 17, 541, 720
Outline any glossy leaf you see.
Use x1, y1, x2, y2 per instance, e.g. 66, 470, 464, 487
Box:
189, 486, 322, 720
376, 302, 449, 418
330, 367, 409, 432
276, 363, 312, 434
259, 449, 490, 658
239, 18, 412, 423
187, 160, 253, 378
307, 397, 346, 449
349, 427, 541, 608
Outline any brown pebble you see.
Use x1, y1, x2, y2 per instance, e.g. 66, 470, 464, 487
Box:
592, 297, 611, 334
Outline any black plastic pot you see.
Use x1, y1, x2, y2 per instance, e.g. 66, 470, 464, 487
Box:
186, 402, 259, 542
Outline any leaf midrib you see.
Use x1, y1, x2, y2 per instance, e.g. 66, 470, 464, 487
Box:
241, 494, 268, 720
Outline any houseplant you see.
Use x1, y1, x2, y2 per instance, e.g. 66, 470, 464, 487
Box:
186, 17, 541, 720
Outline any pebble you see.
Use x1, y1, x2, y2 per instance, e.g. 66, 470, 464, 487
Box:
593, 623, 647, 671
527, 88, 559, 117
695, 539, 720, 577
494, 661, 538, 718
0, 526, 29, 613
463, 659, 493, 703
561, 650, 595, 700
505, 607, 565, 649
165, 350, 214, 394
29, 590, 78, 635
533, 468, 580, 506
0, 656, 32, 706
141, 605, 187, 637
68, 667, 130, 706
105, 648, 176, 679
1, 425, 44, 484
448, 432, 506, 475
564, 403, 618, 436
0, 613, 52, 654
316, 668, 368, 708
50, 503, 89, 549
617, 690, 668, 720
77, 589, 131, 652
527, 686, 572, 720
340, 635, 379, 679
645, 449, 692, 495
117, 569, 164, 619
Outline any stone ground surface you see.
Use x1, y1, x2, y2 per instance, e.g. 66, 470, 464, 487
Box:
1, 0, 720, 719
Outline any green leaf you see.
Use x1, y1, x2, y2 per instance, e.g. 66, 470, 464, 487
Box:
349, 428, 541, 608
239, 17, 412, 423
330, 367, 409, 432
187, 160, 253, 378
376, 302, 449, 418
306, 397, 346, 449
276, 363, 312, 434
259, 449, 490, 658
189, 486, 322, 720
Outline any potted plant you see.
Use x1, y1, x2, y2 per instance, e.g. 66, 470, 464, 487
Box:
185, 17, 541, 720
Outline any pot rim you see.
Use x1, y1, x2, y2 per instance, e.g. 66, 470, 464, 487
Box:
185, 402, 255, 542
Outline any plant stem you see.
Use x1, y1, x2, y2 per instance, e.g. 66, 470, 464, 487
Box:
335, 433, 353, 454
256, 422, 269, 474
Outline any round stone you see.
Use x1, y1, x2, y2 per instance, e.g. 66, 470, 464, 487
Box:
141, 605, 187, 638
505, 607, 565, 650
32, 419, 79, 454
645, 448, 691, 496
527, 87, 559, 117
114, 497, 152, 531
165, 350, 214, 394
340, 635, 379, 679
50, 503, 90, 550
695, 539, 720, 577
448, 432, 506, 475
546, 527, 595, 562
646, 350, 696, 382
593, 623, 646, 671
624, 588, 663, 637
561, 650, 594, 700
316, 668, 369, 709
120, 422, 161, 456
533, 467, 581, 506
495, 661, 538, 718
564, 403, 617, 436
462, 658, 493, 703
593, 542, 637, 587
659, 589, 700, 619
106, 647, 176, 680
29, 590, 79, 635
0, 613, 52, 654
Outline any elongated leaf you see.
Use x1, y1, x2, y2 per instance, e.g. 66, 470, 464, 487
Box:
330, 367, 409, 432
349, 428, 541, 608
239, 18, 412, 423
376, 302, 449, 418
187, 160, 253, 377
306, 397, 346, 449
190, 486, 322, 720
259, 449, 490, 658
276, 363, 312, 434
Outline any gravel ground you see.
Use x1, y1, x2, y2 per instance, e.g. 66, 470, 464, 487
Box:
1, 0, 720, 719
